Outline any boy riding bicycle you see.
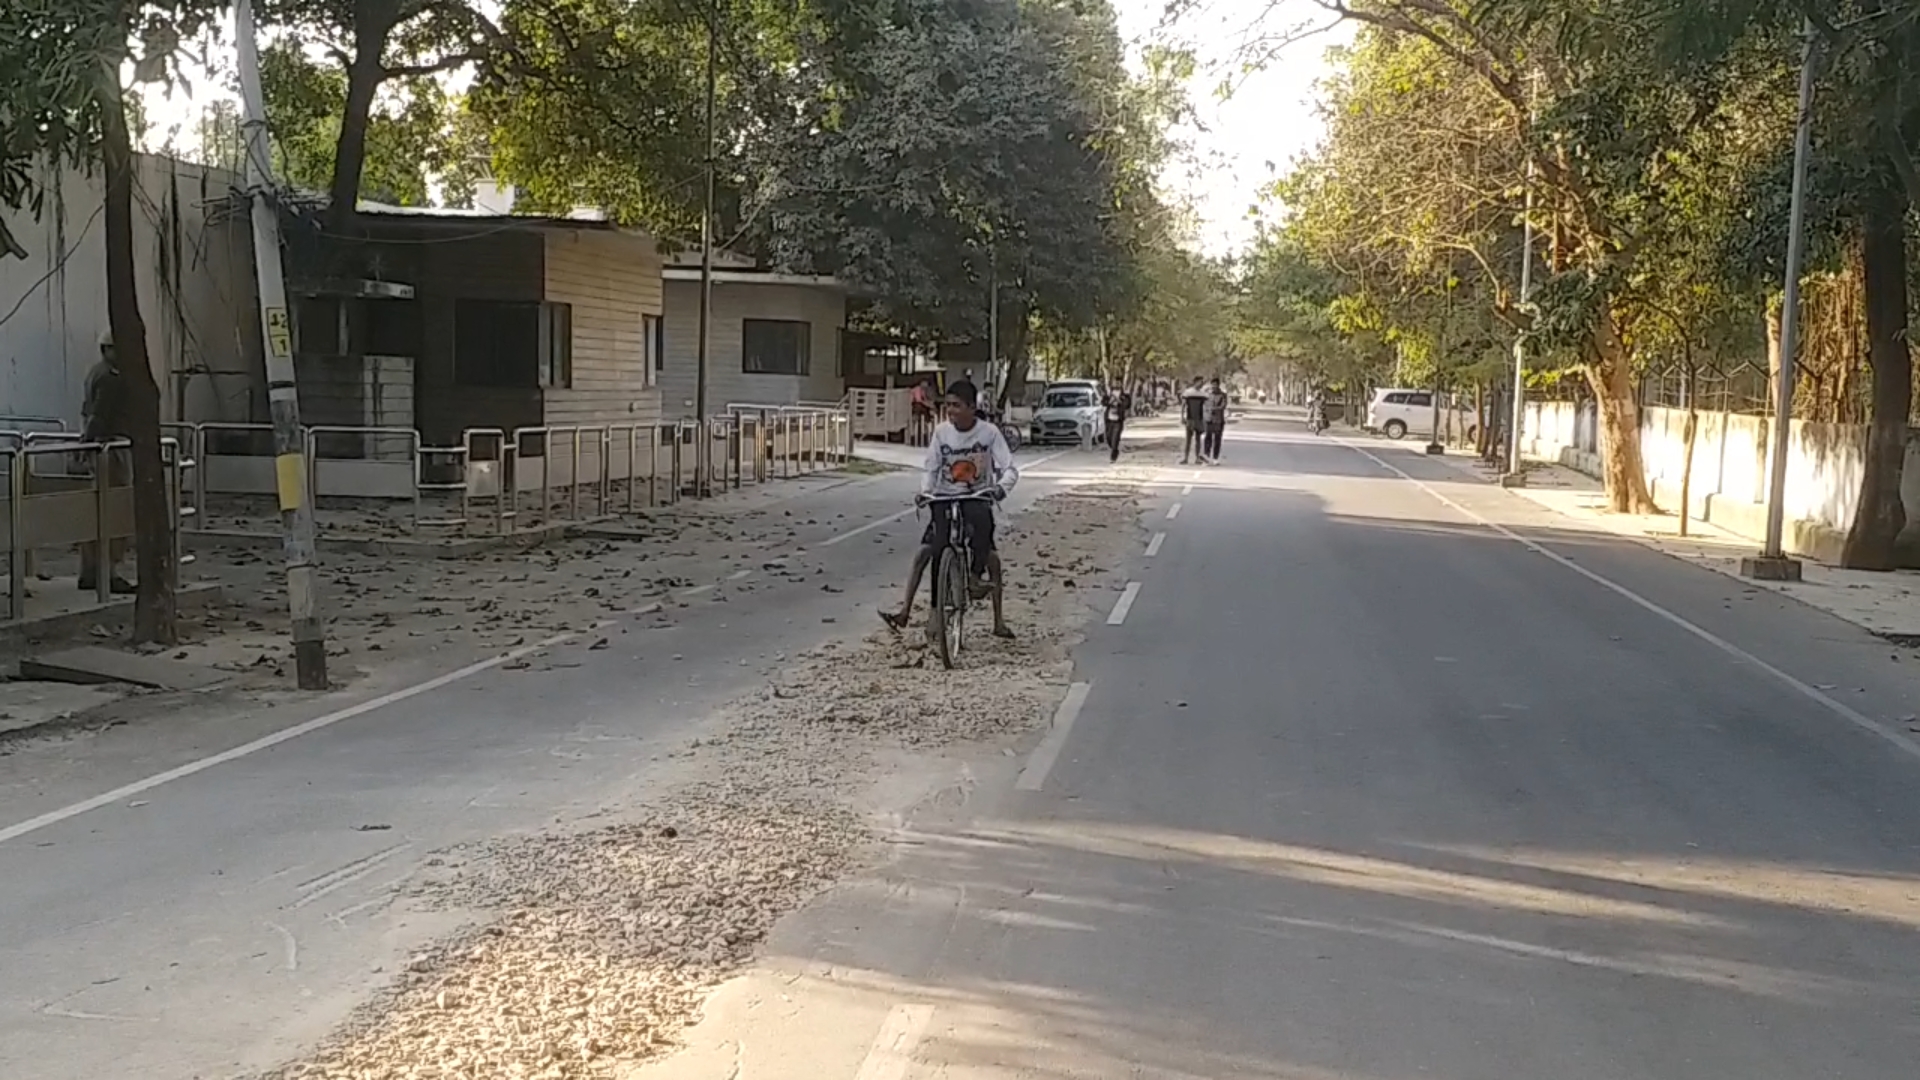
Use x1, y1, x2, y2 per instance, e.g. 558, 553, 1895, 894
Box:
881, 380, 1019, 639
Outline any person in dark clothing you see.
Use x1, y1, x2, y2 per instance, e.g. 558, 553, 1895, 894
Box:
1201, 377, 1229, 464
1179, 380, 1207, 464
79, 332, 134, 593
1103, 386, 1132, 463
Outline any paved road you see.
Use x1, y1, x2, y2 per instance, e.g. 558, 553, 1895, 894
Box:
0, 450, 1092, 1080
655, 411, 1920, 1079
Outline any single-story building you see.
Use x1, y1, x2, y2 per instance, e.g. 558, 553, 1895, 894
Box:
284, 192, 664, 455
656, 253, 857, 416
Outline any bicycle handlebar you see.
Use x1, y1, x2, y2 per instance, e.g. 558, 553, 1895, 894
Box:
917, 489, 999, 505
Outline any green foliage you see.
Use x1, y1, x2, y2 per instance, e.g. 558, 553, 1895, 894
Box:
741, 0, 1166, 340
259, 43, 464, 205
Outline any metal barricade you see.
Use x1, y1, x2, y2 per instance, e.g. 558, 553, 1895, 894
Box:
3, 438, 138, 618
460, 428, 517, 536
304, 425, 421, 531
415, 443, 470, 533
194, 421, 277, 529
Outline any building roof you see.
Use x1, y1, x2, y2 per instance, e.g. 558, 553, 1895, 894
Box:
661, 266, 860, 292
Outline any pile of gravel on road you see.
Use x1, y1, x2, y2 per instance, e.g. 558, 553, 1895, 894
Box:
257, 482, 1144, 1080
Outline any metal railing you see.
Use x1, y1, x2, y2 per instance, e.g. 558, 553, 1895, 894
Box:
1, 436, 193, 622
3, 403, 853, 551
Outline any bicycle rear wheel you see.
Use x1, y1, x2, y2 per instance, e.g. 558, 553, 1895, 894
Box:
929, 547, 969, 669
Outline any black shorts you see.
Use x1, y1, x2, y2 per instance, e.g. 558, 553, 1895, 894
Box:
922, 497, 996, 555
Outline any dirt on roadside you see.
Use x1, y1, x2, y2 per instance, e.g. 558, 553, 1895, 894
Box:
258, 466, 1158, 1080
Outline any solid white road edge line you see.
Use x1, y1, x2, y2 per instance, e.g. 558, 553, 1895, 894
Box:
0, 620, 618, 848
1344, 439, 1920, 765
1145, 532, 1166, 557
851, 1002, 937, 1080
1107, 582, 1143, 625
1167, 502, 1183, 521
0, 455, 1086, 848
1017, 681, 1093, 792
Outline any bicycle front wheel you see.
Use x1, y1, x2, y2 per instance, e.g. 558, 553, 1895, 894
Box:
930, 547, 968, 669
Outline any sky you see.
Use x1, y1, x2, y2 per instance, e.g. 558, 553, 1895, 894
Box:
1112, 0, 1355, 257
137, 0, 1351, 260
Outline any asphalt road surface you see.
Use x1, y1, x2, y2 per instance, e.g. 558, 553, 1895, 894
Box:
648, 410, 1920, 1080
11, 411, 1920, 1079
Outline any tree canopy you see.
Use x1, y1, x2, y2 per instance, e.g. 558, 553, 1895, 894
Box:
1219, 0, 1920, 566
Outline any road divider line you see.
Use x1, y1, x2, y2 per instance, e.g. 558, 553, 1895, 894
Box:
1181, 484, 1194, 496
1107, 581, 1142, 625
1017, 681, 1093, 792
1342, 439, 1920, 765
1167, 502, 1183, 521
820, 507, 915, 547
1145, 531, 1165, 557
852, 1002, 936, 1080
0, 625, 593, 848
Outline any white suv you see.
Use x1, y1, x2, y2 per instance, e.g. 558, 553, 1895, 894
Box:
1366, 387, 1481, 442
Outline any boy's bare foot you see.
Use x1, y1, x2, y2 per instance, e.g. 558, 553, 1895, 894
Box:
992, 625, 1016, 640
879, 609, 909, 632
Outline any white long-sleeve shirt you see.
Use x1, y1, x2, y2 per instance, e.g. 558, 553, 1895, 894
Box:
922, 419, 1018, 497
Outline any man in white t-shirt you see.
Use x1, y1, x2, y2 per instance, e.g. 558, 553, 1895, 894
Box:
880, 380, 1019, 639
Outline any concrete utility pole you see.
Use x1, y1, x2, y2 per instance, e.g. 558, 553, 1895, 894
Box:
1744, 16, 1820, 582
693, 8, 718, 497
1426, 280, 1449, 456
235, 0, 327, 688
1503, 165, 1536, 486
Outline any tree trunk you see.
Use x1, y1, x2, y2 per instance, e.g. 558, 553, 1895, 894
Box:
1000, 296, 1033, 405
1586, 312, 1657, 513
1678, 405, 1697, 538
98, 62, 176, 644
1841, 179, 1910, 570
1474, 383, 1489, 458
326, 12, 391, 231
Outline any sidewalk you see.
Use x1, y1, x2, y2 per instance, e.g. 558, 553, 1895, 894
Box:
1428, 448, 1920, 639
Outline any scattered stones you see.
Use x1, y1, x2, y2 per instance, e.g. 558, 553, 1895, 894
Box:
253, 473, 1153, 1080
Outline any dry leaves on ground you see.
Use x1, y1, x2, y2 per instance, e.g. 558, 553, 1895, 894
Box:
259, 480, 1147, 1080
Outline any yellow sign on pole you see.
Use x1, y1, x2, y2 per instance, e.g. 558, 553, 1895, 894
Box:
265, 306, 292, 360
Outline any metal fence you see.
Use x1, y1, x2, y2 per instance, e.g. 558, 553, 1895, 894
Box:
1, 434, 194, 621
8, 403, 851, 545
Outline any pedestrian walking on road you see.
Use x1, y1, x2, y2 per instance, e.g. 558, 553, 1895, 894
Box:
1180, 380, 1206, 464
1201, 377, 1228, 464
1103, 386, 1132, 463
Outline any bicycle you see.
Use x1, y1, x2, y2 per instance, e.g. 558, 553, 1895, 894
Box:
918, 489, 998, 669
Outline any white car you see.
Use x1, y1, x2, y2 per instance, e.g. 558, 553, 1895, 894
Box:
1029, 383, 1108, 446
1366, 387, 1481, 442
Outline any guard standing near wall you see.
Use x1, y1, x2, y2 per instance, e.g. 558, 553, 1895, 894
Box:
79, 331, 134, 594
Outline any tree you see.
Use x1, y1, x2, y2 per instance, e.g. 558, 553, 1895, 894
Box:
0, 0, 219, 643
258, 41, 463, 205
1533, 0, 1918, 567
258, 0, 500, 226
741, 0, 1169, 396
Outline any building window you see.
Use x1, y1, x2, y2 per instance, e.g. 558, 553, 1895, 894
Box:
644, 313, 663, 381
455, 300, 571, 389
742, 318, 810, 376
540, 302, 572, 389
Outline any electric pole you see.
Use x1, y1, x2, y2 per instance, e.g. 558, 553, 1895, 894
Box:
1744, 16, 1819, 582
235, 0, 327, 688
